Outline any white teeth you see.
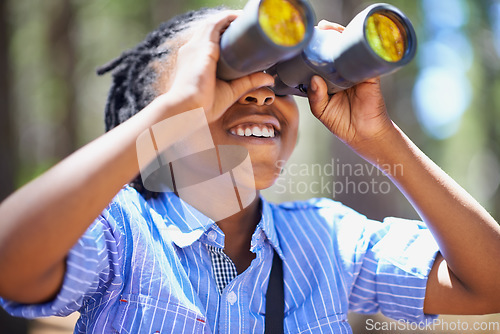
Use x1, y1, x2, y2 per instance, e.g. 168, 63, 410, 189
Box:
252, 126, 262, 137
230, 124, 276, 138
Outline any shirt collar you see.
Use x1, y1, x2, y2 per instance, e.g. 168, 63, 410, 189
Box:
156, 192, 284, 259
257, 198, 284, 260
156, 191, 215, 248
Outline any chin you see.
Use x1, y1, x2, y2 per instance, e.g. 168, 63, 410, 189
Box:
255, 180, 277, 191
251, 166, 282, 191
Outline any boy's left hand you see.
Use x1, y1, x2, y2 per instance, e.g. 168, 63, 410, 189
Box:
307, 20, 394, 155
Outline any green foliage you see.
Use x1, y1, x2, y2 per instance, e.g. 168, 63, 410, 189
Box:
4, 0, 500, 219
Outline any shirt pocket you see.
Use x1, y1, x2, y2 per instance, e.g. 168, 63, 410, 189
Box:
287, 313, 351, 334
112, 294, 208, 334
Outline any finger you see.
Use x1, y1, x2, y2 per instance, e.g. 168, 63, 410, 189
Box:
229, 72, 275, 99
307, 75, 330, 118
184, 11, 241, 63
317, 20, 345, 32
363, 77, 380, 85
188, 11, 240, 45
207, 11, 241, 42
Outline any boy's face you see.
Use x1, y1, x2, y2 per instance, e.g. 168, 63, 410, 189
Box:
155, 20, 300, 191
208, 89, 299, 190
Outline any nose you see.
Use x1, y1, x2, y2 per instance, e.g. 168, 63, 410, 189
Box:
238, 87, 275, 106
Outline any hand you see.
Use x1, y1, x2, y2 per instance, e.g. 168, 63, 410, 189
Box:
307, 20, 394, 154
168, 11, 274, 122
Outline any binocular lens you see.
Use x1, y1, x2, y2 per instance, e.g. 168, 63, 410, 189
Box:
258, 0, 307, 46
365, 13, 406, 62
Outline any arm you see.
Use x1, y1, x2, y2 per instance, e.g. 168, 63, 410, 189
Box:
0, 12, 273, 304
307, 23, 500, 314
364, 123, 500, 315
0, 94, 189, 304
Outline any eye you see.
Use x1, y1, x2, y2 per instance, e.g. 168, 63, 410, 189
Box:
275, 94, 288, 98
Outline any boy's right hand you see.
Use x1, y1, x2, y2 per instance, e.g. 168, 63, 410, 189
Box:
167, 11, 275, 122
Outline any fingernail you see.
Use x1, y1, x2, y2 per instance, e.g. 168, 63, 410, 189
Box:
310, 78, 318, 92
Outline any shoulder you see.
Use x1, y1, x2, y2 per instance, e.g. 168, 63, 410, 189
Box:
269, 197, 368, 229
273, 197, 356, 215
104, 185, 149, 216
88, 185, 160, 249
267, 197, 374, 249
267, 197, 431, 255
99, 185, 155, 227
82, 185, 149, 253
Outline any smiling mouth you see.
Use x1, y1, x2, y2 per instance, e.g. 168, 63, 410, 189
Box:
228, 123, 277, 138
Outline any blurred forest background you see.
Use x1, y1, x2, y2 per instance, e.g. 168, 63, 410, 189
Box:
1, 0, 500, 333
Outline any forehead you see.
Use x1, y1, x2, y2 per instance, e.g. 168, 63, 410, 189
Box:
150, 28, 193, 94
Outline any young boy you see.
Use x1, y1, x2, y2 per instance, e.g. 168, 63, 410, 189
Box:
0, 7, 499, 334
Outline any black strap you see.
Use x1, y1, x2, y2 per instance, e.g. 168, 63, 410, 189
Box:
265, 249, 284, 334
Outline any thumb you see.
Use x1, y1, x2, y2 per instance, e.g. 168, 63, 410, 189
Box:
307, 75, 330, 119
229, 72, 275, 100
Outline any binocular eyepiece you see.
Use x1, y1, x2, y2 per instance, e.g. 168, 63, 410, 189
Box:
217, 0, 417, 96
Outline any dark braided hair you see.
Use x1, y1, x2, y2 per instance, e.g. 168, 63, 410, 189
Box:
97, 7, 225, 199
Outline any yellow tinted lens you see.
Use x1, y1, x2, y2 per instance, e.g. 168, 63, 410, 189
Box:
259, 0, 306, 47
365, 13, 406, 62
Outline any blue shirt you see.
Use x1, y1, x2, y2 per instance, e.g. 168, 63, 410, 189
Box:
1, 185, 438, 333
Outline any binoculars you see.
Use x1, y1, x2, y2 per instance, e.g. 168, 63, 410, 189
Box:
217, 0, 416, 96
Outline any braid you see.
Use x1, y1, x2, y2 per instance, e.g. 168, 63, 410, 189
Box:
97, 7, 225, 199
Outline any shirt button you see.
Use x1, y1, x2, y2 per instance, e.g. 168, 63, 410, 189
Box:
207, 230, 217, 242
226, 291, 237, 305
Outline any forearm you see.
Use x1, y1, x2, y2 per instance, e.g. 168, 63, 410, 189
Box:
358, 123, 500, 305
0, 93, 198, 302
308, 68, 500, 312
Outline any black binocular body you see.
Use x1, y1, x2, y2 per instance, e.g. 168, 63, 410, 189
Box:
217, 0, 417, 97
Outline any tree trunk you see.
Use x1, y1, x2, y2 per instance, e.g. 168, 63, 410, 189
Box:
0, 0, 16, 201
48, 0, 78, 157
0, 3, 29, 334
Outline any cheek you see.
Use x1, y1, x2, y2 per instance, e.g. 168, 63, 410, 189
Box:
279, 127, 298, 163
207, 121, 227, 145
280, 103, 300, 160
